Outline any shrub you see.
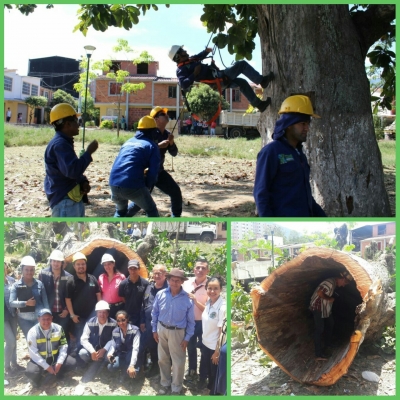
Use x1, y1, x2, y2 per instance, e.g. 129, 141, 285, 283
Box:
100, 120, 114, 129
85, 121, 95, 127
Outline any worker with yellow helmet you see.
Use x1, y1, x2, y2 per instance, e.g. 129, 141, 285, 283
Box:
44, 103, 99, 217
254, 95, 326, 217
65, 252, 101, 349
126, 106, 183, 217
109, 116, 161, 217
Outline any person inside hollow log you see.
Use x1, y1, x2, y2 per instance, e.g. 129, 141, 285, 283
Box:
309, 272, 353, 360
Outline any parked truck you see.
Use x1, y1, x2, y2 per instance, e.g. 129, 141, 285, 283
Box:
219, 110, 261, 138
147, 222, 217, 243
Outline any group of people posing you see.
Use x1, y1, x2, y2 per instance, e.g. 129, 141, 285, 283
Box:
4, 252, 226, 395
44, 104, 182, 218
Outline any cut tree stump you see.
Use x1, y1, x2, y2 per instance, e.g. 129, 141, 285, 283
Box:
53, 222, 148, 279
250, 247, 395, 386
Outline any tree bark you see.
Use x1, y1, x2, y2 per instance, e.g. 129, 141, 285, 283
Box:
250, 248, 395, 386
54, 222, 148, 279
256, 4, 392, 216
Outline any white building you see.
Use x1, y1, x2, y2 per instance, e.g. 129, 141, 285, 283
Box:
4, 68, 48, 124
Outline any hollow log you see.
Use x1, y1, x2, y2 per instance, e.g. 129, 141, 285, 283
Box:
250, 247, 395, 386
53, 223, 148, 279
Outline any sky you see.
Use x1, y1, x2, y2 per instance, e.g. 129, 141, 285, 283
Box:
4, 4, 262, 81
274, 222, 385, 235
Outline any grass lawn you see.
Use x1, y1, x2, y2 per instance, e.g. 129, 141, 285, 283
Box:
4, 124, 396, 163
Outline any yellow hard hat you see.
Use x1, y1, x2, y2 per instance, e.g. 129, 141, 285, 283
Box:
138, 116, 157, 129
72, 252, 87, 262
278, 95, 320, 118
150, 106, 168, 118
50, 103, 79, 124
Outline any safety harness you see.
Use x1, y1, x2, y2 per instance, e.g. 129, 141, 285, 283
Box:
178, 58, 230, 125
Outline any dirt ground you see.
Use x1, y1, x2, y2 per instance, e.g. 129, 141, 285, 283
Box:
4, 142, 395, 218
4, 333, 207, 396
231, 344, 396, 396
4, 144, 256, 218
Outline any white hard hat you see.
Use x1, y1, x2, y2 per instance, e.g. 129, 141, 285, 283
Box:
168, 45, 183, 61
95, 300, 110, 311
101, 253, 115, 264
49, 250, 64, 261
72, 252, 87, 262
134, 224, 138, 228
21, 255, 36, 267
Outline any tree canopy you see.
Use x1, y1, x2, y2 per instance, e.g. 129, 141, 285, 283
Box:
6, 4, 396, 109
6, 3, 395, 110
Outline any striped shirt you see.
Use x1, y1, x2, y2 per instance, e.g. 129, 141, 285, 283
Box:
52, 276, 62, 312
309, 278, 336, 318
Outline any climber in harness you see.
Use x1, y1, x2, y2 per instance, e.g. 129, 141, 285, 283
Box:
168, 45, 274, 113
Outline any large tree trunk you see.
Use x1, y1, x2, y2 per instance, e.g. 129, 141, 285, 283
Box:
256, 5, 392, 216
53, 222, 148, 279
250, 248, 395, 386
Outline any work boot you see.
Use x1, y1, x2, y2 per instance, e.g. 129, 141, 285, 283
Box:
256, 97, 272, 113
260, 71, 275, 89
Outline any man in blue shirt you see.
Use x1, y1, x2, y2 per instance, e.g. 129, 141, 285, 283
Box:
169, 45, 274, 112
254, 95, 327, 217
152, 268, 195, 395
44, 103, 98, 217
109, 116, 161, 217
126, 106, 182, 217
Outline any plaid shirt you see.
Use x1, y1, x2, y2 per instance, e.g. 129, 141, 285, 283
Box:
52, 276, 62, 312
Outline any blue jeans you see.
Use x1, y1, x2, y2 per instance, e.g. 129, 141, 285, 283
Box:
187, 320, 206, 379
220, 60, 263, 106
107, 350, 134, 372
110, 185, 159, 217
4, 317, 18, 368
127, 170, 182, 217
52, 198, 85, 217
18, 316, 36, 340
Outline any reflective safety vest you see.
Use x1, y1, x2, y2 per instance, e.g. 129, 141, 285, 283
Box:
35, 323, 66, 360
112, 324, 139, 354
87, 317, 117, 349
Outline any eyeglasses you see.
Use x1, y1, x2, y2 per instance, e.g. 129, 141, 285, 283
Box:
117, 318, 127, 322
153, 272, 165, 276
195, 267, 208, 270
156, 113, 167, 118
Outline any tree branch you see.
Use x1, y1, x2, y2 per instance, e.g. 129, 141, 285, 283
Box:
352, 4, 395, 58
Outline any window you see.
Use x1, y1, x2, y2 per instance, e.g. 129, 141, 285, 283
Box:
109, 61, 121, 73
44, 91, 49, 99
31, 85, 39, 96
137, 63, 148, 74
109, 82, 122, 95
377, 224, 386, 235
22, 82, 31, 95
168, 86, 177, 98
4, 76, 12, 91
232, 89, 241, 102
106, 108, 120, 116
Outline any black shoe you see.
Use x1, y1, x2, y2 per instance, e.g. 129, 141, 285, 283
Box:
257, 97, 272, 113
260, 72, 274, 89
145, 364, 160, 378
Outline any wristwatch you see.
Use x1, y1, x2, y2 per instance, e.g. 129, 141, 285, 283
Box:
70, 314, 76, 319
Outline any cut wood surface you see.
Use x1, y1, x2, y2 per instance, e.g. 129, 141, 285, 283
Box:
250, 248, 395, 386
